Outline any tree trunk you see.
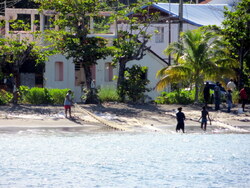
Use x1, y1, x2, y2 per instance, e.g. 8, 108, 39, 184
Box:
238, 45, 244, 89
117, 59, 126, 101
194, 81, 199, 103
82, 63, 92, 89
82, 63, 99, 104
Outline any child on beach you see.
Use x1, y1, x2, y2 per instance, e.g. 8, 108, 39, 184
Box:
176, 107, 185, 133
64, 90, 73, 118
198, 106, 211, 131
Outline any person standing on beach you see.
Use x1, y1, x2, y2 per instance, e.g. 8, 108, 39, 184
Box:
198, 106, 211, 131
176, 107, 185, 133
239, 87, 248, 112
214, 82, 221, 111
203, 82, 210, 107
227, 89, 233, 113
227, 79, 236, 91
64, 90, 73, 118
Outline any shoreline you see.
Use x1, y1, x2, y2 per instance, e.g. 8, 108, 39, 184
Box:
0, 103, 249, 134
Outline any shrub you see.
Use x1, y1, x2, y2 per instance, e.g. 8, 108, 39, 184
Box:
0, 89, 13, 105
123, 65, 150, 103
20, 86, 71, 105
232, 90, 240, 104
23, 87, 52, 104
49, 88, 69, 104
98, 86, 119, 102
18, 85, 30, 103
155, 89, 194, 104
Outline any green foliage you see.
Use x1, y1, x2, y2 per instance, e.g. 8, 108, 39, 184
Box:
221, 0, 250, 87
232, 90, 240, 104
157, 28, 237, 102
49, 88, 69, 105
23, 87, 52, 105
0, 37, 52, 71
110, 1, 159, 100
35, 0, 113, 89
19, 87, 69, 105
98, 86, 119, 102
18, 85, 30, 103
122, 65, 150, 103
81, 88, 99, 104
155, 90, 194, 104
0, 89, 13, 105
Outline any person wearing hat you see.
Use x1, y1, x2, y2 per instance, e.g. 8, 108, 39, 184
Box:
176, 107, 185, 133
64, 90, 73, 118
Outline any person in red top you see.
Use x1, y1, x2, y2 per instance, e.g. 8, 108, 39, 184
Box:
239, 87, 248, 112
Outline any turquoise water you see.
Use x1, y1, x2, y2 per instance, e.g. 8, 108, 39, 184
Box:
0, 131, 249, 188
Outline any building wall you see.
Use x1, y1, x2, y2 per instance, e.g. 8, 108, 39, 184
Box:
94, 52, 169, 101
147, 23, 198, 61
44, 54, 75, 92
126, 51, 170, 100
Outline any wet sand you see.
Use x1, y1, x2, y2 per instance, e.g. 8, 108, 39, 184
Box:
0, 103, 249, 134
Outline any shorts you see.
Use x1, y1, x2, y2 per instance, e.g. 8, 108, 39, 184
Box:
64, 105, 71, 110
201, 118, 207, 123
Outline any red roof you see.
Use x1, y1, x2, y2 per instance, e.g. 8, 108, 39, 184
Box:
200, 0, 212, 4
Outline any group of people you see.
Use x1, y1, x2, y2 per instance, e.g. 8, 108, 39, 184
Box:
176, 106, 211, 133
176, 79, 248, 133
203, 80, 248, 113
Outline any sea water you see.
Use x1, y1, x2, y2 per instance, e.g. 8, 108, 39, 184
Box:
0, 131, 249, 188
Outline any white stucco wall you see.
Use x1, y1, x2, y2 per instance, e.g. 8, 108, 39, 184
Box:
44, 54, 75, 91
95, 56, 117, 89
94, 52, 170, 101
126, 51, 170, 100
147, 23, 198, 61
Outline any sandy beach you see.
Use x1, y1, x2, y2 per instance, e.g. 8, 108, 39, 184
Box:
0, 103, 249, 134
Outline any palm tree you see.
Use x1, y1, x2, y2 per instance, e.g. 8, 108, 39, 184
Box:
156, 28, 237, 102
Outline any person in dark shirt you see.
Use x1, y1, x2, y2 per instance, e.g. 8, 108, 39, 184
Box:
214, 82, 221, 111
203, 82, 210, 107
176, 107, 185, 133
198, 106, 211, 131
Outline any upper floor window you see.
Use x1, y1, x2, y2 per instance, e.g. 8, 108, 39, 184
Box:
155, 27, 164, 43
55, 61, 63, 81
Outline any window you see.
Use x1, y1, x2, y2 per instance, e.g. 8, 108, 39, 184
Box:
155, 27, 164, 43
55, 62, 63, 81
105, 62, 113, 82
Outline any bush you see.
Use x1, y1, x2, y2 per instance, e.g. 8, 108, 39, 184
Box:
123, 65, 150, 103
18, 85, 30, 103
0, 89, 13, 105
155, 89, 194, 104
23, 87, 52, 105
98, 86, 119, 102
49, 88, 69, 104
20, 87, 70, 105
232, 90, 240, 104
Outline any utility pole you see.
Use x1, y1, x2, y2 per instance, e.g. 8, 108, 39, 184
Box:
168, 0, 171, 65
178, 0, 183, 40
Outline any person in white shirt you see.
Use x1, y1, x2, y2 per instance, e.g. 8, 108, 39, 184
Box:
227, 79, 236, 91
64, 90, 73, 118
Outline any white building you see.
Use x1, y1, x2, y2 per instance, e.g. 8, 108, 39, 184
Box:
1, 3, 230, 102
1, 7, 169, 102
